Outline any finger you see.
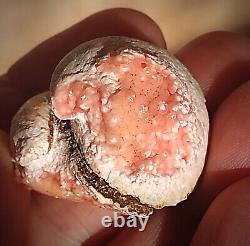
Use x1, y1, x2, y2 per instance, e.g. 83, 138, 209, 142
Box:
176, 31, 250, 113
0, 8, 166, 131
191, 177, 250, 246
199, 80, 250, 198
185, 80, 250, 235
167, 33, 250, 243
161, 80, 250, 245
0, 130, 30, 245
24, 193, 116, 246
7, 8, 166, 94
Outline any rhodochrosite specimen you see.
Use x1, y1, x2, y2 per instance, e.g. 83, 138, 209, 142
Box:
10, 37, 209, 217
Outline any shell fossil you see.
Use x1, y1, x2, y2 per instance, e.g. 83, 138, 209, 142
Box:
10, 36, 209, 217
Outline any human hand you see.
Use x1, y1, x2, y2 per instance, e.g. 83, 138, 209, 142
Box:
0, 8, 250, 246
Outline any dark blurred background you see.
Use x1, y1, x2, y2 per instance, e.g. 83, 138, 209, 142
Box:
0, 0, 250, 74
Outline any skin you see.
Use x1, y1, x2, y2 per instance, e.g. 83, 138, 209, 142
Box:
0, 8, 250, 246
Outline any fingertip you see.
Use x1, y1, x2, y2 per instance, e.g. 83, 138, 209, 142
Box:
8, 8, 166, 95
117, 8, 167, 48
92, 8, 166, 48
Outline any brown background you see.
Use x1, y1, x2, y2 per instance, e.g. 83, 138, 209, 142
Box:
0, 0, 250, 74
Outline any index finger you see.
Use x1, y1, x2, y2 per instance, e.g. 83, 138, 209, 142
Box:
0, 8, 166, 131
7, 8, 166, 94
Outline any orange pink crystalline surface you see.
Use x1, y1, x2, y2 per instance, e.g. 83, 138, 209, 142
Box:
53, 51, 193, 177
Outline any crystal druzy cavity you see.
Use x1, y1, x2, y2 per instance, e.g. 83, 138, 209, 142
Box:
11, 37, 209, 216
